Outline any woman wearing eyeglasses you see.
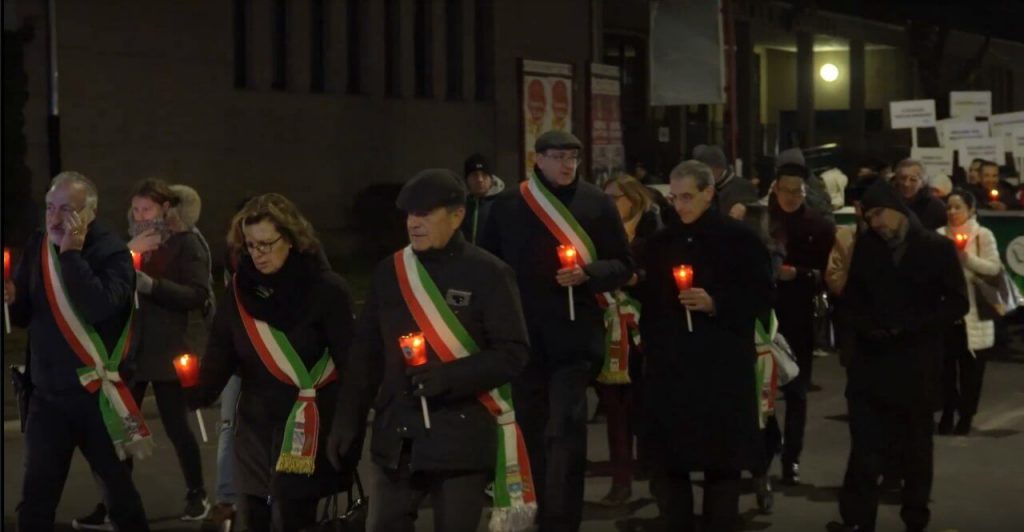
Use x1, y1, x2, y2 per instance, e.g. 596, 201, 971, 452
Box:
186, 193, 357, 532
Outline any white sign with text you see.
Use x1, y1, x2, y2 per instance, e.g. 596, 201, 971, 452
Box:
910, 147, 954, 179
956, 138, 1006, 170
890, 99, 936, 129
950, 91, 992, 119
936, 118, 989, 147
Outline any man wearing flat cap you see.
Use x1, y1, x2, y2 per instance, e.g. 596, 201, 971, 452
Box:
827, 180, 966, 532
480, 131, 635, 531
329, 169, 536, 532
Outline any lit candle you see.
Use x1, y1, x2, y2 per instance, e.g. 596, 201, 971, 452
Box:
3, 247, 11, 334
174, 353, 200, 388
989, 189, 1000, 201
399, 333, 432, 429
953, 233, 969, 251
673, 265, 695, 332
557, 245, 578, 322
130, 250, 143, 271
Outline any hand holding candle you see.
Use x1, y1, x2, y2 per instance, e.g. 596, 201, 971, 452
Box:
673, 265, 695, 332
399, 333, 432, 429
174, 354, 208, 442
557, 245, 578, 322
3, 248, 11, 334
953, 233, 969, 251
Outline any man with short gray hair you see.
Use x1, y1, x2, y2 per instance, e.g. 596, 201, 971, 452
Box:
636, 160, 774, 531
4, 171, 151, 531
893, 159, 946, 230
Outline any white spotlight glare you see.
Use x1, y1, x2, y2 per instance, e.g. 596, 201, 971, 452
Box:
820, 63, 839, 82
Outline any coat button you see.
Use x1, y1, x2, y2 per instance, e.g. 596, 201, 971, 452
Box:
398, 426, 408, 434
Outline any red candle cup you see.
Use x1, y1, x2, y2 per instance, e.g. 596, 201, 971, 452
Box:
3, 248, 11, 282
953, 233, 969, 251
174, 354, 200, 388
557, 245, 578, 270
989, 189, 1000, 201
673, 265, 694, 291
399, 333, 428, 367
130, 250, 143, 271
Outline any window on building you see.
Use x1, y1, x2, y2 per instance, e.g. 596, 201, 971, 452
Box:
310, 0, 326, 92
271, 0, 288, 90
474, 0, 494, 101
346, 0, 362, 94
385, 0, 401, 96
233, 0, 249, 88
445, 0, 463, 100
414, 0, 433, 98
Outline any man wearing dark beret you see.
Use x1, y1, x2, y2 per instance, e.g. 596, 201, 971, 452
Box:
328, 169, 536, 531
769, 162, 836, 486
827, 180, 967, 532
480, 130, 635, 531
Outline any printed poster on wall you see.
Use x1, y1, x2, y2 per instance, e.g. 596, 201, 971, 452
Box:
589, 63, 625, 186
522, 59, 574, 179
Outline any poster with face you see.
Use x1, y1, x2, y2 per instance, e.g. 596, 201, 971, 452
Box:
589, 63, 625, 187
522, 60, 574, 178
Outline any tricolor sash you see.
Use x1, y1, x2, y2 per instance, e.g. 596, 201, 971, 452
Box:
233, 277, 337, 475
520, 174, 640, 384
41, 241, 153, 460
754, 312, 780, 429
394, 246, 537, 532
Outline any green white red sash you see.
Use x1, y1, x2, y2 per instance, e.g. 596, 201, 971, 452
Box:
754, 312, 779, 429
520, 173, 639, 384
40, 240, 153, 460
233, 277, 337, 475
394, 246, 537, 532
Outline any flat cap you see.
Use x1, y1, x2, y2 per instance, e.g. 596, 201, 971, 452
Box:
535, 130, 582, 153
396, 168, 467, 212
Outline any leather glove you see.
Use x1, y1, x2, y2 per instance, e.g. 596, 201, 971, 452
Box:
183, 386, 204, 411
406, 362, 451, 398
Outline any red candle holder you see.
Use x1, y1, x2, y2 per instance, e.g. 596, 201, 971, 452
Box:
3, 248, 11, 282
953, 233, 969, 251
557, 245, 578, 269
989, 189, 1000, 201
130, 250, 142, 271
174, 353, 200, 388
673, 265, 694, 291
399, 333, 428, 367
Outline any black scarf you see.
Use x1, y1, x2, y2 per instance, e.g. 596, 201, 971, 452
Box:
236, 252, 323, 331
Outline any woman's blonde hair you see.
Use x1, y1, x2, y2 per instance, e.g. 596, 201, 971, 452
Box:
227, 193, 322, 255
605, 174, 652, 221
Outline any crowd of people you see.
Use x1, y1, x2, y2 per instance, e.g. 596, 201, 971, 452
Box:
3, 127, 1019, 532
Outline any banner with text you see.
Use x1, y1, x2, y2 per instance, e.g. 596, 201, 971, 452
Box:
589, 63, 625, 187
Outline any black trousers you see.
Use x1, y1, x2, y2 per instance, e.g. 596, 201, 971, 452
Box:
942, 325, 987, 419
512, 360, 590, 532
243, 494, 319, 532
780, 336, 813, 468
839, 397, 933, 532
122, 381, 205, 490
750, 415, 782, 477
650, 470, 742, 532
17, 393, 150, 531
368, 451, 488, 532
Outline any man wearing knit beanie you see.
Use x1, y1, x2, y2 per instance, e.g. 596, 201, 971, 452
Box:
827, 179, 967, 532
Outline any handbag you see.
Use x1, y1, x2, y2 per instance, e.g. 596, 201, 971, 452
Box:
301, 471, 368, 532
972, 236, 1023, 319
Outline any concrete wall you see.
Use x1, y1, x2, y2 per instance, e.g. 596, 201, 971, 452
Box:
14, 0, 594, 260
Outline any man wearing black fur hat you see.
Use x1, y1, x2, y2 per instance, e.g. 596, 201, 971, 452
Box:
329, 169, 536, 532
827, 181, 967, 532
480, 130, 634, 531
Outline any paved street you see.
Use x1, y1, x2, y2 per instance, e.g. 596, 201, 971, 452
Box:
4, 344, 1024, 531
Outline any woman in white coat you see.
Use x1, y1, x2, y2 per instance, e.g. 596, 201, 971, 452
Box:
936, 189, 1002, 435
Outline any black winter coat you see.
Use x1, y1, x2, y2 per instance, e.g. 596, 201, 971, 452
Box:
194, 253, 355, 499
479, 171, 634, 369
904, 187, 948, 231
635, 209, 774, 472
9, 224, 135, 398
335, 234, 529, 473
844, 220, 968, 410
772, 204, 836, 356
131, 230, 211, 382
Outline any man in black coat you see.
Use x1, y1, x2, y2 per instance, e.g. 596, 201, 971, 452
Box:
894, 158, 947, 230
479, 130, 634, 531
827, 181, 968, 532
636, 160, 774, 532
770, 163, 836, 484
329, 169, 531, 532
460, 153, 506, 244
4, 172, 150, 531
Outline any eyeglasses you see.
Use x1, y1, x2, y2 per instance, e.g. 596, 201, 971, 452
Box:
245, 235, 283, 255
542, 153, 582, 165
